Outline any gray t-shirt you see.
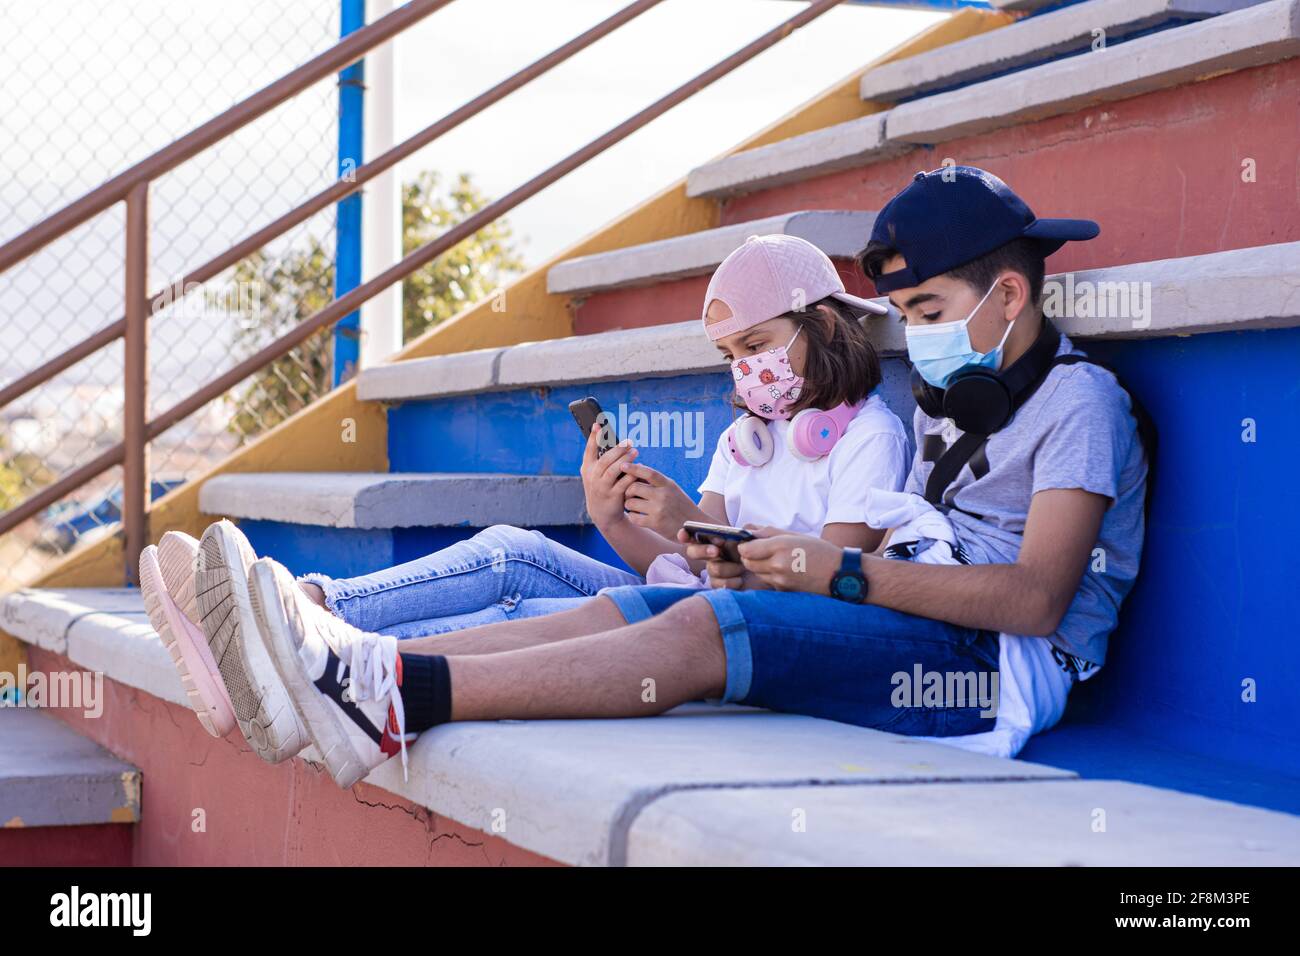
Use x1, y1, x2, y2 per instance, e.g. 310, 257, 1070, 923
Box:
903, 334, 1148, 666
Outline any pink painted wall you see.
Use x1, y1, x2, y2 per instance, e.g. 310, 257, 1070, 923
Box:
575, 60, 1300, 335
1, 823, 132, 866
27, 647, 561, 867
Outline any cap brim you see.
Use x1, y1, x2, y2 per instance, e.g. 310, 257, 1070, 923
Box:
1024, 218, 1100, 243
830, 290, 889, 316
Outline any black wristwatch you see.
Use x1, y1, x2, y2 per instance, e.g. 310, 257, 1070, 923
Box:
829, 547, 867, 604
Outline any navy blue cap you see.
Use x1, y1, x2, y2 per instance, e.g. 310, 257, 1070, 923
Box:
866, 166, 1099, 294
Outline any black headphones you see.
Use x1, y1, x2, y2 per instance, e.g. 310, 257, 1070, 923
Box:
911, 321, 1063, 435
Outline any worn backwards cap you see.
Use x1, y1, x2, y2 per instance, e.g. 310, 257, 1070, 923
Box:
868, 166, 1099, 295
702, 233, 887, 342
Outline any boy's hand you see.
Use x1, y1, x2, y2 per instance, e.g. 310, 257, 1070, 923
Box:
737, 527, 842, 595
677, 528, 768, 591
580, 427, 638, 530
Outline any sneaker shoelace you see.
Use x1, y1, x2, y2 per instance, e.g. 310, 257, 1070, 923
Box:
330, 626, 412, 780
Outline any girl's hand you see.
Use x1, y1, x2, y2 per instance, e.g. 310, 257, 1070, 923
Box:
580, 427, 638, 531
736, 527, 843, 594
623, 463, 698, 541
677, 529, 769, 591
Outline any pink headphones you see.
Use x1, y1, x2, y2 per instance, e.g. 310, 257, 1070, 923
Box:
726, 401, 861, 467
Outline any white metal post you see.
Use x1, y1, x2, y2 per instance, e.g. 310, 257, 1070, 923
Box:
360, 0, 403, 366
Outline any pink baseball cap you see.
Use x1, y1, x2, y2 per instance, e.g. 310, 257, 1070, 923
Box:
702, 233, 887, 342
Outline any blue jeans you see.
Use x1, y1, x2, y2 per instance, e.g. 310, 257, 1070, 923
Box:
303, 524, 641, 639
602, 585, 1000, 737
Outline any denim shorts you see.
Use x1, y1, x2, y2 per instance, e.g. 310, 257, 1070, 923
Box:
601, 585, 1000, 737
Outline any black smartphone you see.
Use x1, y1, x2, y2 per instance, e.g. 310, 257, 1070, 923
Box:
682, 520, 755, 560
569, 396, 618, 456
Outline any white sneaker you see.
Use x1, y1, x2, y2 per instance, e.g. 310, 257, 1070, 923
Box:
248, 557, 416, 789
195, 520, 307, 762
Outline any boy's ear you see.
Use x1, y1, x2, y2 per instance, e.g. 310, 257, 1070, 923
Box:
999, 271, 1032, 320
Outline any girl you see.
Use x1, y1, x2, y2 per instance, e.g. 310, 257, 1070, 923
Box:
140, 233, 912, 761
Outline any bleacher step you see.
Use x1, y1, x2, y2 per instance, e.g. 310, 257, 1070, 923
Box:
0, 708, 140, 829
688, 0, 1299, 198
859, 0, 1259, 103
199, 472, 587, 529
546, 210, 876, 297
626, 779, 1300, 866
360, 240, 1300, 407
888, 0, 1300, 144
5, 587, 1297, 865
1, 588, 186, 708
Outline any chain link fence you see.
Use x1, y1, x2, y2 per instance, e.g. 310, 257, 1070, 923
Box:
0, 0, 343, 591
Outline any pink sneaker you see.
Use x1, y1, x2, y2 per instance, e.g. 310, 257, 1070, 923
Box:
140, 536, 237, 738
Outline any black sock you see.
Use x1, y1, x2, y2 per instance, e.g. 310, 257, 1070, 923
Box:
399, 653, 452, 733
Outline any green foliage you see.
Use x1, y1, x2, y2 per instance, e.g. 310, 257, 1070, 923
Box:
0, 434, 55, 511
219, 170, 524, 441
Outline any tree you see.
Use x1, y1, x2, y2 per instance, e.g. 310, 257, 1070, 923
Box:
218, 170, 525, 441
0, 433, 55, 512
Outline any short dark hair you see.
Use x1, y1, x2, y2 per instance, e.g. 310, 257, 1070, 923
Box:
733, 296, 882, 416
857, 236, 1047, 304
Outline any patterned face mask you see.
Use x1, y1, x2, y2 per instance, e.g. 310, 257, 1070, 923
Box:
731, 328, 803, 420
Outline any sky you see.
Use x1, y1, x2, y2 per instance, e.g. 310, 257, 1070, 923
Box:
0, 0, 946, 390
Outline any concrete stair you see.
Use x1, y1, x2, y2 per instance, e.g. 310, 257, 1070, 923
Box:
0, 707, 140, 866
546, 210, 878, 335
6, 587, 1300, 866
690, 0, 1300, 203
859, 0, 1267, 103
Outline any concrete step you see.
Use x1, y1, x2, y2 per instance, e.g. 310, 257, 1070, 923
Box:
361, 239, 1300, 410
546, 210, 877, 298
688, 0, 1300, 200
545, 210, 878, 334
687, 113, 899, 201
197, 472, 593, 579
0, 708, 141, 829
4, 587, 1295, 866
859, 0, 1260, 103
1, 588, 186, 708
199, 472, 587, 530
890, 0, 1300, 144
626, 779, 1300, 865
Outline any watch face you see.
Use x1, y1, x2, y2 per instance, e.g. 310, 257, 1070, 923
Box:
834, 573, 864, 601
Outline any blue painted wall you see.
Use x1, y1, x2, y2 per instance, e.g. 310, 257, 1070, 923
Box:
1062, 329, 1300, 776
386, 361, 916, 485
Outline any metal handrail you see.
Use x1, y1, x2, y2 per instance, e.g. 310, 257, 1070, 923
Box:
0, 0, 455, 275
0, 0, 850, 582
0, 0, 667, 413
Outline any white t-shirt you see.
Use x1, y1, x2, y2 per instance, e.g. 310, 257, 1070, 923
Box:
698, 393, 911, 534
865, 487, 1080, 759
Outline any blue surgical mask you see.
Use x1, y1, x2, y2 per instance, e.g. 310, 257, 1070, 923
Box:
904, 282, 1014, 389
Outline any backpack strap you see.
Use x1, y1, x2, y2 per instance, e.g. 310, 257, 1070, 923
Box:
924, 431, 989, 506
922, 350, 1156, 508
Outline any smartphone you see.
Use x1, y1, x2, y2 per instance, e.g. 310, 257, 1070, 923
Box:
569, 396, 618, 456
682, 520, 755, 560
